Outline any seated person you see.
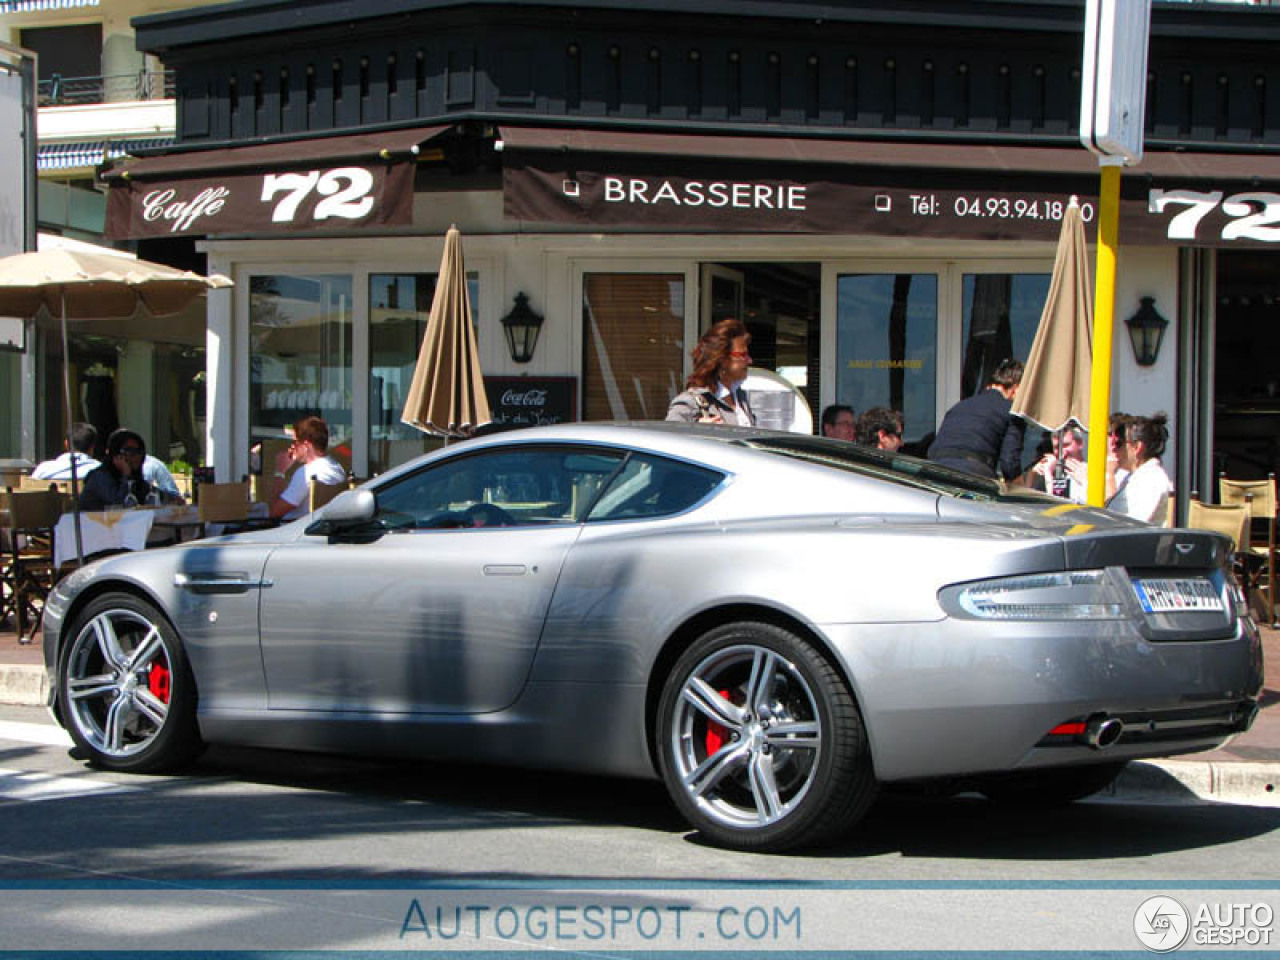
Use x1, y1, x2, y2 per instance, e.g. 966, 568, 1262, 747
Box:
269, 415, 348, 521
80, 429, 155, 510
820, 404, 856, 442
855, 407, 904, 452
1028, 425, 1088, 502
142, 454, 184, 503
1106, 413, 1172, 524
32, 422, 100, 481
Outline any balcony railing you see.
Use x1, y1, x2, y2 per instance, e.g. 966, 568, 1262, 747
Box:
37, 70, 176, 107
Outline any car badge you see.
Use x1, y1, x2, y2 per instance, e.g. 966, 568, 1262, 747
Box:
1175, 543, 1194, 555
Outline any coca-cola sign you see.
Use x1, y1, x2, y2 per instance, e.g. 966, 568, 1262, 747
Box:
484, 377, 577, 429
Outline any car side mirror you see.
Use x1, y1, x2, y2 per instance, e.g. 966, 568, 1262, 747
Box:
305, 488, 376, 536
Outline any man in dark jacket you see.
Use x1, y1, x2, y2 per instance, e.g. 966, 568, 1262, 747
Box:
927, 359, 1026, 480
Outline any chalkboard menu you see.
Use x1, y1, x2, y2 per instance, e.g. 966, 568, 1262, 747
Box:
484, 376, 577, 429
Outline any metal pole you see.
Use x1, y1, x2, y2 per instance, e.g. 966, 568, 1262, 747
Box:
60, 289, 84, 565
1086, 160, 1122, 507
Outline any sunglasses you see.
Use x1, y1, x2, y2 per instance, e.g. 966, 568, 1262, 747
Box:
117, 447, 144, 455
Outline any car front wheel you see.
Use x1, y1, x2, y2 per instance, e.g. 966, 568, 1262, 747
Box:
656, 622, 877, 852
58, 593, 203, 772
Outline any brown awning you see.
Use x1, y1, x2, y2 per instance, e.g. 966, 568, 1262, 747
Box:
497, 125, 1280, 181
499, 126, 1280, 246
105, 125, 450, 239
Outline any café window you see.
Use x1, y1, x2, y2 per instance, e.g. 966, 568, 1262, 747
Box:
960, 273, 1051, 399
369, 271, 478, 475
835, 272, 938, 447
582, 273, 685, 421
249, 274, 352, 471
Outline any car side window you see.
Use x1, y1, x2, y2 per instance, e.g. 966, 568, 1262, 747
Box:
373, 446, 626, 529
587, 454, 722, 522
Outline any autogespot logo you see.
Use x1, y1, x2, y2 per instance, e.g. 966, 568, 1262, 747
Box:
1134, 896, 1191, 952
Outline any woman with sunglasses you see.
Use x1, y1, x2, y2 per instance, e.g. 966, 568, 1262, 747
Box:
665, 317, 756, 426
79, 428, 156, 510
1106, 412, 1172, 525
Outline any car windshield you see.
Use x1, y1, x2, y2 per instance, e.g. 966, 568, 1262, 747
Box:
736, 435, 1053, 503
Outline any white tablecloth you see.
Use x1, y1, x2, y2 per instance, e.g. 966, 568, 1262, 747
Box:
55, 509, 155, 567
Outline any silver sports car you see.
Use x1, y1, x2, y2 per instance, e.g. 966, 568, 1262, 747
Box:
42, 422, 1262, 852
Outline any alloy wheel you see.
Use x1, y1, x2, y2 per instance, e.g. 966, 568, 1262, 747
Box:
64, 606, 173, 759
668, 643, 822, 830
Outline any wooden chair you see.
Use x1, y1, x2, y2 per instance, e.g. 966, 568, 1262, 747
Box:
171, 472, 194, 502
1, 487, 63, 642
1219, 474, 1277, 627
196, 480, 251, 534
1186, 499, 1249, 552
309, 479, 346, 512
18, 476, 69, 494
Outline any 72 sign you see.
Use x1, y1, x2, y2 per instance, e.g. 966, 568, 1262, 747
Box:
1149, 189, 1280, 243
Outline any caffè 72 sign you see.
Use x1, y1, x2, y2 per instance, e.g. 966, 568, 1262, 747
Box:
1149, 188, 1280, 243
106, 161, 414, 239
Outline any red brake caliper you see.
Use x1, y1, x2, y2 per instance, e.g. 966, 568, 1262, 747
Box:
147, 663, 171, 703
704, 688, 733, 754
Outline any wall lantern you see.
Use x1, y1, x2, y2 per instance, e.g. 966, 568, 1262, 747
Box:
1125, 295, 1167, 367
501, 291, 543, 364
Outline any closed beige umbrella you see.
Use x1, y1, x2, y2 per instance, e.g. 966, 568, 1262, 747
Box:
400, 225, 491, 437
1011, 198, 1094, 435
0, 247, 232, 564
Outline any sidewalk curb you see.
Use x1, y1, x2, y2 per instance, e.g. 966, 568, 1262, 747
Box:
1111, 759, 1280, 807
3, 660, 1278, 810
0, 664, 48, 707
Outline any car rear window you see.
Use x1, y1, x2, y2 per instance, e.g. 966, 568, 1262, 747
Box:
738, 435, 1044, 502
587, 454, 723, 521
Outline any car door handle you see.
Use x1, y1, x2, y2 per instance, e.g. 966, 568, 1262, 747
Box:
483, 564, 527, 576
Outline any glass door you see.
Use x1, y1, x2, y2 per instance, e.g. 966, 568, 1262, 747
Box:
827, 259, 1051, 454
831, 268, 940, 453
700, 264, 744, 335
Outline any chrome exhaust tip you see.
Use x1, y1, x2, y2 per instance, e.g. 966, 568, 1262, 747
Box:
1084, 715, 1124, 750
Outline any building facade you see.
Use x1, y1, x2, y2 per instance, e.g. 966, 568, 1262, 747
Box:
92, 0, 1280, 508
1, 0, 224, 467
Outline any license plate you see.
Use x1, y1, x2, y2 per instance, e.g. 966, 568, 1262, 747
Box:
1133, 577, 1224, 614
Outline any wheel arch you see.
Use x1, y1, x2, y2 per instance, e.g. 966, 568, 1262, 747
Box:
643, 602, 864, 774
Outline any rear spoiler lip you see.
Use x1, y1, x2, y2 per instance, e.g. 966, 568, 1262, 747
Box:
1061, 526, 1231, 572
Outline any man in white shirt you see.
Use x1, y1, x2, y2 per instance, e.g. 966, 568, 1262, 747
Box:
269, 415, 347, 521
32, 422, 100, 481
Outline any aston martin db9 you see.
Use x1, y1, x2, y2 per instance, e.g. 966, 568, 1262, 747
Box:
42, 422, 1262, 852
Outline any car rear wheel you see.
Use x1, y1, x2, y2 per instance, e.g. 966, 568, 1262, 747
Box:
58, 593, 203, 772
656, 622, 877, 852
978, 761, 1128, 805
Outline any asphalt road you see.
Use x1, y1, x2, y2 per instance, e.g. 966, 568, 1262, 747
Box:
3, 703, 1280, 953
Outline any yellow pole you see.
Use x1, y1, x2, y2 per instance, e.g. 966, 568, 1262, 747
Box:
1086, 160, 1122, 506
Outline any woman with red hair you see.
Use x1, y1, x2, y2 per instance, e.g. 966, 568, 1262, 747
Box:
665, 318, 756, 425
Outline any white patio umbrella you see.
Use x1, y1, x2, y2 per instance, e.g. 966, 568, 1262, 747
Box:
0, 248, 232, 564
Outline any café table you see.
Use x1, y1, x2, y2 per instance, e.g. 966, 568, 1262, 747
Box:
148, 504, 204, 545
54, 508, 156, 568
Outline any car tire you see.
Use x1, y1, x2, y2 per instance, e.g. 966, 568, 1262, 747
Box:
978, 761, 1128, 805
58, 593, 203, 773
656, 621, 878, 852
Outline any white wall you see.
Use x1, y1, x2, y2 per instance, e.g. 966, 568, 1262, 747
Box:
1109, 245, 1180, 468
